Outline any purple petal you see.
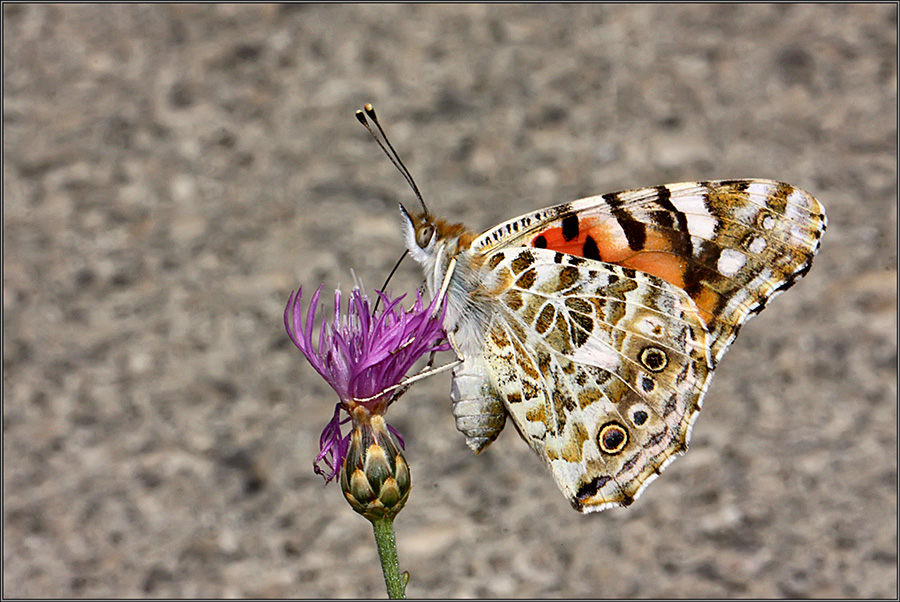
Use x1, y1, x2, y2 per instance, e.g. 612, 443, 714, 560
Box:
313, 404, 351, 482
286, 282, 450, 482
386, 422, 405, 450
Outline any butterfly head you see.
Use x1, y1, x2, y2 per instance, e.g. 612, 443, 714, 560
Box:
399, 204, 437, 261
399, 203, 476, 295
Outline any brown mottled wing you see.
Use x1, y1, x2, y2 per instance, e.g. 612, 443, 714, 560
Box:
472, 180, 827, 366
477, 247, 712, 512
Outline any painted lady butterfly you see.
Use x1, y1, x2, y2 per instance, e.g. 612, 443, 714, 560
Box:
361, 107, 827, 513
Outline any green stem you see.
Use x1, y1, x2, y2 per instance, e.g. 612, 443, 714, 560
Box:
370, 516, 406, 599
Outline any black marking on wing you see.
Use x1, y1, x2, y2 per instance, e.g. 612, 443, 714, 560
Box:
603, 191, 647, 252
683, 238, 722, 297
652, 185, 693, 257
575, 475, 612, 505
583, 235, 602, 260
620, 219, 647, 251
561, 214, 580, 242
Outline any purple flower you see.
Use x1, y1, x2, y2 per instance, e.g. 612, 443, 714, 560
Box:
285, 285, 448, 481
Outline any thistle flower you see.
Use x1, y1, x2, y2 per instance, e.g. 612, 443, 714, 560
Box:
284, 285, 448, 482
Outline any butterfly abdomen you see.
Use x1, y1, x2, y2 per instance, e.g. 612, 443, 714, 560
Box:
450, 358, 507, 453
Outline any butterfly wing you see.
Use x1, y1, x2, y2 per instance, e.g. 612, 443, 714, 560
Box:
475, 246, 712, 512
442, 179, 825, 511
472, 179, 827, 365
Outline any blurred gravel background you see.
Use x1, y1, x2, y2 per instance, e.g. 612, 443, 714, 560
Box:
3, 4, 897, 598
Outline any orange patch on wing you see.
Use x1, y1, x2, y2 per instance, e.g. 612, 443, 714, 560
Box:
689, 288, 720, 326
620, 252, 687, 289
621, 249, 723, 326
532, 217, 632, 260
532, 217, 717, 323
532, 217, 684, 265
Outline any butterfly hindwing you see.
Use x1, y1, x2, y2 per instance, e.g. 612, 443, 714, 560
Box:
472, 179, 827, 365
477, 247, 712, 511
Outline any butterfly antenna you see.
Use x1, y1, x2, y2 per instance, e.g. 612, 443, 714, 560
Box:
372, 249, 409, 314
355, 103, 429, 216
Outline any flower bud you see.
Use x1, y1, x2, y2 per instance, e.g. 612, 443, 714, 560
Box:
340, 414, 411, 521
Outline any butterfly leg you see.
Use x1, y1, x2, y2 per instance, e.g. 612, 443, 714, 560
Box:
352, 355, 462, 403
431, 255, 457, 317
371, 326, 472, 399
394, 356, 463, 388
356, 258, 468, 403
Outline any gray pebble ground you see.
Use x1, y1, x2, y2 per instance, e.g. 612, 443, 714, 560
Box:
3, 4, 897, 598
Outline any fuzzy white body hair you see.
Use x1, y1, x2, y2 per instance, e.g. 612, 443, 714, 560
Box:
399, 206, 492, 358
400, 205, 508, 452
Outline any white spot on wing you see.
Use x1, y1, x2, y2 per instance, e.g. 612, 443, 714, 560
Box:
746, 181, 773, 200
748, 237, 767, 254
671, 194, 707, 216
673, 194, 717, 240
785, 189, 811, 223
717, 248, 746, 277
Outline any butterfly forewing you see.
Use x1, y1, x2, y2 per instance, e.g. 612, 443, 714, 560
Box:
472, 179, 827, 365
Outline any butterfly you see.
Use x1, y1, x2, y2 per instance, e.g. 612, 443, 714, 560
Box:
398, 178, 826, 513
356, 104, 826, 513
